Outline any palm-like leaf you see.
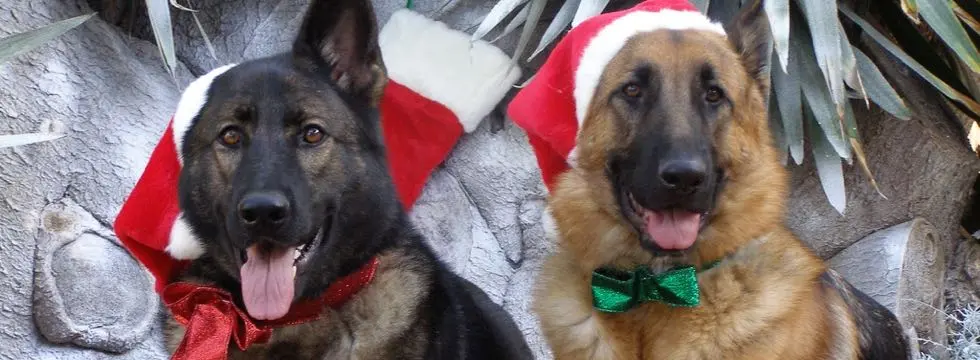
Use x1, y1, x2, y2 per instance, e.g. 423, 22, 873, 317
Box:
529, 0, 581, 59
0, 13, 93, 150
0, 13, 94, 65
146, 0, 177, 77
917, 0, 980, 73
765, 0, 791, 72
0, 133, 65, 149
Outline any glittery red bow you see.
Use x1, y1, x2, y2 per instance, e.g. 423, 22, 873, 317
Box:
162, 257, 380, 360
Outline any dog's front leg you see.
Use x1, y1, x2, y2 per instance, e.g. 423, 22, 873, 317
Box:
533, 252, 635, 360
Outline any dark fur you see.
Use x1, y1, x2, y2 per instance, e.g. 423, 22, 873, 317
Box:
821, 270, 912, 360
167, 0, 533, 358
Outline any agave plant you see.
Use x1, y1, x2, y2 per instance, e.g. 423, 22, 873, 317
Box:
473, 0, 980, 215
145, 0, 217, 78
0, 13, 95, 149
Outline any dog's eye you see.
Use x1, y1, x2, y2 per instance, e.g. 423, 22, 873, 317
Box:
705, 86, 724, 104
622, 83, 642, 98
302, 125, 325, 144
219, 127, 243, 147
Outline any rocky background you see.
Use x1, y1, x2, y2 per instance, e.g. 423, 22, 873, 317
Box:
0, 0, 978, 359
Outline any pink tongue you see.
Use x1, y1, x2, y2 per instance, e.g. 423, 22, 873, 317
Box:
240, 246, 295, 320
642, 210, 702, 250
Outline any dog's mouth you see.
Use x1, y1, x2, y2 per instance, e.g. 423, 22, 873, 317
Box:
237, 226, 325, 321
615, 181, 713, 254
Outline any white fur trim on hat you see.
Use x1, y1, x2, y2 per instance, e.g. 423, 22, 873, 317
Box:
172, 64, 238, 163
573, 9, 725, 125
166, 212, 206, 260
379, 9, 522, 133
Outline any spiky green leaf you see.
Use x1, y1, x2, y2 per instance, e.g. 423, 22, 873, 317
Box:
797, 0, 846, 115
807, 110, 847, 215
512, 0, 548, 64
838, 21, 863, 100
764, 0, 790, 72
0, 133, 65, 149
490, 5, 529, 43
840, 6, 980, 117
529, 0, 580, 59
472, 0, 528, 41
572, 0, 611, 27
852, 47, 911, 120
917, 0, 980, 73
793, 14, 850, 159
0, 13, 95, 66
771, 52, 805, 164
841, 101, 887, 198
146, 0, 177, 76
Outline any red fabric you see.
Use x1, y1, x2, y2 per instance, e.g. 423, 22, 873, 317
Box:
164, 257, 379, 360
114, 119, 188, 293
381, 80, 463, 210
507, 0, 699, 192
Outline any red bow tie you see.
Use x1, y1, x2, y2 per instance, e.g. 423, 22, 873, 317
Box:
162, 257, 380, 360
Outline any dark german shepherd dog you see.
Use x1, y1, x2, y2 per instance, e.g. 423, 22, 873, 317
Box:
164, 0, 533, 358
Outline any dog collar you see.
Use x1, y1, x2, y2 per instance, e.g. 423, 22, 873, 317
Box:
591, 260, 718, 313
163, 257, 380, 360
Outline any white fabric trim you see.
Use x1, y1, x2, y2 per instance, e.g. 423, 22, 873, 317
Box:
573, 10, 724, 124
379, 9, 522, 133
165, 212, 206, 260
172, 64, 238, 163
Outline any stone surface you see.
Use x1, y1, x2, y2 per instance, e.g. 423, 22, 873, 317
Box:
828, 218, 947, 358
34, 199, 159, 353
0, 1, 188, 358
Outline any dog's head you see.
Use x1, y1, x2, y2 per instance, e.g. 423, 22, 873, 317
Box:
176, 0, 395, 320
574, 1, 783, 257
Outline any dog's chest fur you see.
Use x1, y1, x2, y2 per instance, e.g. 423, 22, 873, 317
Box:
535, 234, 858, 360
165, 250, 435, 359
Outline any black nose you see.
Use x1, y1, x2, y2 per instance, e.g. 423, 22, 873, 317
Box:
659, 159, 707, 193
238, 191, 290, 231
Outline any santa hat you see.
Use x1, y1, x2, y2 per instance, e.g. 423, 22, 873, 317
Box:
114, 9, 520, 293
507, 0, 724, 192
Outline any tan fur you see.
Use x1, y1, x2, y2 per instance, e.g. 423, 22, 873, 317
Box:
533, 28, 862, 360
165, 248, 433, 359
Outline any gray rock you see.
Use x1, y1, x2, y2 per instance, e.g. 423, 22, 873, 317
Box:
0, 0, 189, 358
828, 218, 947, 358
411, 119, 554, 358
33, 199, 158, 353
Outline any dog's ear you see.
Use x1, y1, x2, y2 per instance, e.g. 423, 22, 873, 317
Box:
293, 0, 383, 96
725, 0, 771, 95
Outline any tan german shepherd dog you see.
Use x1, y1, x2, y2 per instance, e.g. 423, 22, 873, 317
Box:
532, 1, 912, 359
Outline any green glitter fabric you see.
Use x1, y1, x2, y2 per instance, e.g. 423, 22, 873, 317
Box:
591, 264, 710, 313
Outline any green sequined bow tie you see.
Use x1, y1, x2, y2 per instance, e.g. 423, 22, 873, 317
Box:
591, 265, 706, 313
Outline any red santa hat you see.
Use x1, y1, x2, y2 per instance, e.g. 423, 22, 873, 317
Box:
507, 0, 724, 192
114, 9, 520, 293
